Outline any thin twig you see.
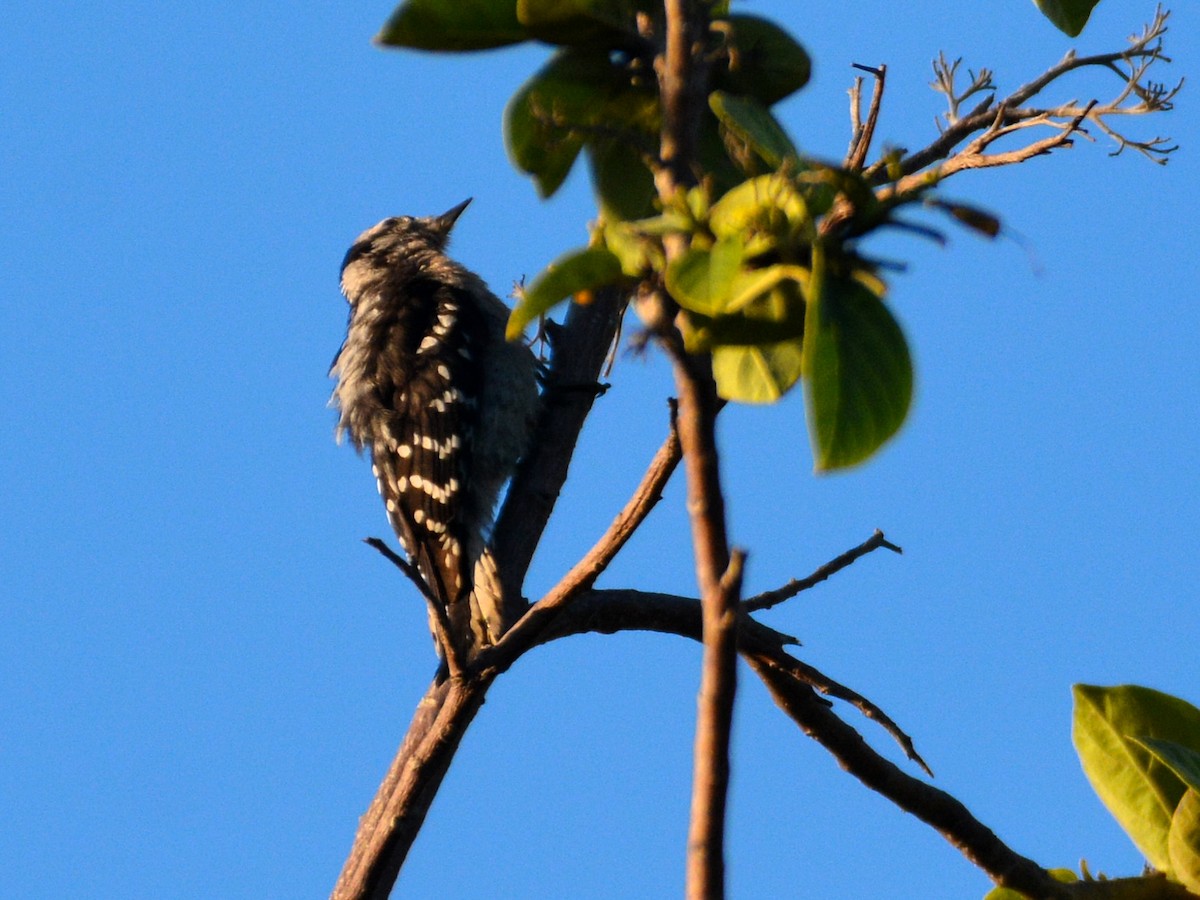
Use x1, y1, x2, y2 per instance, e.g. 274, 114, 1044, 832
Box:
746, 658, 1072, 900
535, 588, 1059, 895
846, 63, 886, 171
484, 409, 683, 672
744, 530, 902, 613
878, 7, 1176, 182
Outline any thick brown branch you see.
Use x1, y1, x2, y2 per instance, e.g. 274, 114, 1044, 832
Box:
491, 288, 624, 623
330, 676, 492, 900
743, 529, 902, 614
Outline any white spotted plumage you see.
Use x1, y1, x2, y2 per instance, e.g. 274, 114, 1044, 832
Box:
330, 200, 539, 648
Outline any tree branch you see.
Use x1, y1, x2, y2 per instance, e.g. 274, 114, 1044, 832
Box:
485, 408, 682, 673
540, 589, 1061, 898
330, 675, 492, 900
491, 288, 624, 624
743, 529, 902, 614
875, 6, 1176, 182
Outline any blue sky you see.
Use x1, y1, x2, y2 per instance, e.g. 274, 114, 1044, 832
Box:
3, 1, 1197, 897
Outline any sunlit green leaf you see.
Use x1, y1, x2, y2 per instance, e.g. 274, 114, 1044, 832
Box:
726, 264, 808, 315
377, 0, 527, 50
665, 239, 744, 317
596, 219, 661, 278
1032, 0, 1101, 37
803, 270, 912, 471
1170, 790, 1200, 894
712, 338, 805, 404
981, 868, 1078, 899
710, 91, 799, 170
509, 247, 624, 338
713, 15, 811, 105
710, 173, 808, 242
1138, 738, 1200, 796
1073, 684, 1200, 873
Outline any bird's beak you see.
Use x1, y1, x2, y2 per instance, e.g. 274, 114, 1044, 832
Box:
435, 198, 472, 234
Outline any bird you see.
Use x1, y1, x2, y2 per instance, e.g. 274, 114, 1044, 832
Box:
330, 199, 539, 654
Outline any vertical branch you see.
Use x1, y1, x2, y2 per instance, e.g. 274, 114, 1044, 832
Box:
654, 3, 742, 897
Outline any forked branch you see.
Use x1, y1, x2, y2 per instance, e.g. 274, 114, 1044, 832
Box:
875, 5, 1178, 187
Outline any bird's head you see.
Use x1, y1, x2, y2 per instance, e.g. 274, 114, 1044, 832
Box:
340, 199, 473, 297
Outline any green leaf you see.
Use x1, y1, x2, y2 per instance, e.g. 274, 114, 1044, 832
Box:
517, 0, 642, 46
982, 869, 1077, 899
710, 173, 808, 243
697, 109, 751, 197
596, 219, 661, 278
713, 15, 812, 105
504, 49, 657, 199
377, 0, 527, 51
803, 269, 912, 471
710, 91, 799, 171
1032, 0, 1102, 37
1073, 684, 1200, 873
712, 338, 805, 404
509, 247, 624, 338
1170, 790, 1200, 894
665, 239, 745, 317
725, 264, 809, 315
1138, 738, 1200, 795
587, 138, 657, 221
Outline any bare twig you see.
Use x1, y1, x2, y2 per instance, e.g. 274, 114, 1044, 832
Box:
536, 588, 1055, 895
743, 529, 903, 614
746, 658, 1072, 900
845, 63, 887, 171
484, 409, 683, 672
876, 6, 1177, 182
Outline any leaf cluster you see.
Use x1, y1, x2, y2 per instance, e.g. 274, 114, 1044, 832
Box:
373, 0, 1125, 474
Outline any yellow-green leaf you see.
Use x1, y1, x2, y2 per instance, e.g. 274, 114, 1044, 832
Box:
712, 338, 805, 404
1170, 790, 1200, 894
981, 868, 1078, 900
665, 239, 744, 317
509, 247, 623, 338
710, 173, 808, 241
1073, 684, 1200, 874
